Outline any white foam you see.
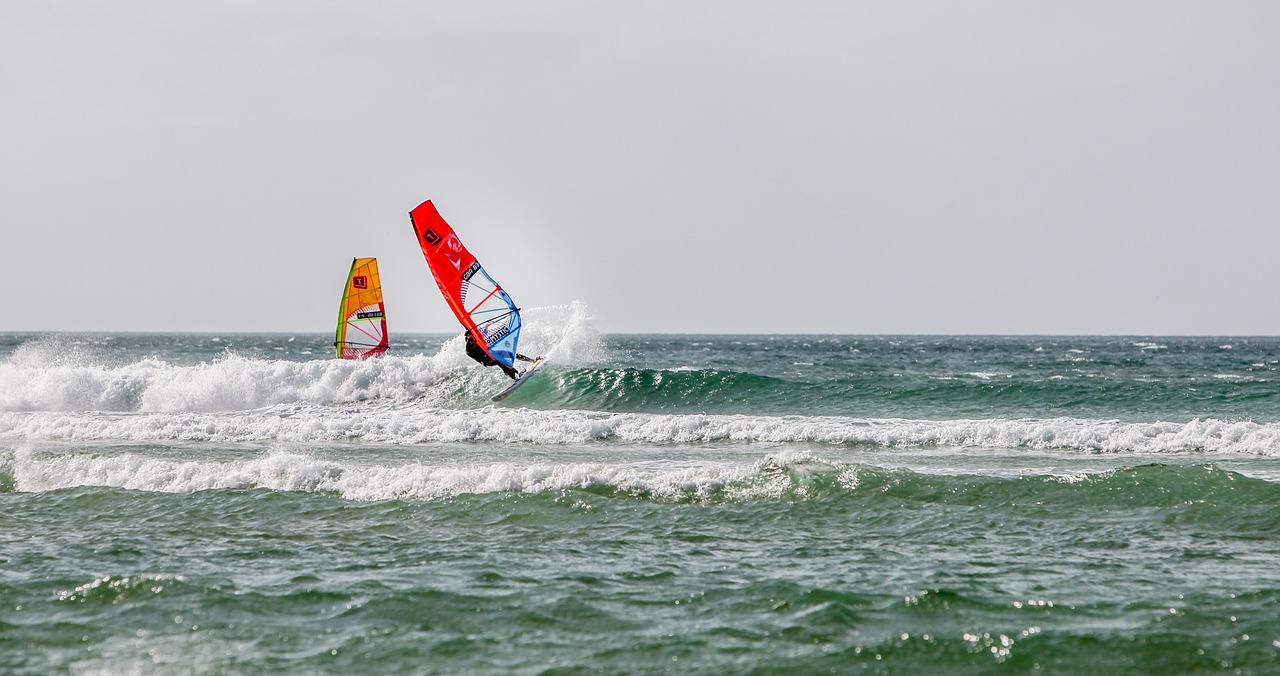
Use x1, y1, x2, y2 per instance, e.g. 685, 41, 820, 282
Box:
0, 302, 604, 414
6, 447, 799, 501
0, 351, 457, 413
4, 408, 1280, 455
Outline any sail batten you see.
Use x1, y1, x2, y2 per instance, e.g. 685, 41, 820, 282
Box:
409, 200, 522, 368
335, 257, 389, 359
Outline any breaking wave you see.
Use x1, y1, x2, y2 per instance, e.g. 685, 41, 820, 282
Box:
7, 446, 1280, 511
0, 303, 603, 414
3, 407, 1280, 454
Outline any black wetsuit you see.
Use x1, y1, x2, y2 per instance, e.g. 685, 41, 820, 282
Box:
465, 332, 534, 379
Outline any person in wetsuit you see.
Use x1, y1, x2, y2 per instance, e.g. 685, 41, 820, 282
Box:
465, 331, 537, 379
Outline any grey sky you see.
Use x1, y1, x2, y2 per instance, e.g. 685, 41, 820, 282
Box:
3, 1, 1277, 334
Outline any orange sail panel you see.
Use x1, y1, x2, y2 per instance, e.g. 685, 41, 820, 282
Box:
408, 200, 522, 368
335, 257, 389, 359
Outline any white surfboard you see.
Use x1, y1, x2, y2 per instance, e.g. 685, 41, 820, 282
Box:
491, 358, 546, 402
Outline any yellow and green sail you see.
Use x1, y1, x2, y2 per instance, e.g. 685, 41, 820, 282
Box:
335, 257, 389, 359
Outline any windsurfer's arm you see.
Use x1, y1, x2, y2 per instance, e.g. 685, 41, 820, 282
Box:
515, 354, 538, 363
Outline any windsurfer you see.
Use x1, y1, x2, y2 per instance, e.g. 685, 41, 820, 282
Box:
465, 331, 538, 379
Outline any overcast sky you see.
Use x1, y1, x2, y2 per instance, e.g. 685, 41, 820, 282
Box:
2, 1, 1277, 334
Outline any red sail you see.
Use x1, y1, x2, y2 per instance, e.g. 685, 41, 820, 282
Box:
409, 200, 480, 332
408, 200, 523, 367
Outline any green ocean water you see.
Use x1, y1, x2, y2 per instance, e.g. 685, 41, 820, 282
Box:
3, 327, 1280, 673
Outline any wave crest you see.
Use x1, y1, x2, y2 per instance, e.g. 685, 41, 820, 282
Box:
4, 410, 1280, 455
0, 302, 604, 413
10, 448, 1280, 511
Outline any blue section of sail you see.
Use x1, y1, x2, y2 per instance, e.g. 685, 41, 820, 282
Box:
465, 265, 521, 368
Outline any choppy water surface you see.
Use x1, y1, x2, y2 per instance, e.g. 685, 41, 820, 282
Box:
3, 314, 1279, 672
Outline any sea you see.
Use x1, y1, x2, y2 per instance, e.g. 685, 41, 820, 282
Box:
3, 304, 1280, 674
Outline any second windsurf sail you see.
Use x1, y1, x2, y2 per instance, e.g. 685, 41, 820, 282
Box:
408, 200, 523, 369
335, 257, 389, 359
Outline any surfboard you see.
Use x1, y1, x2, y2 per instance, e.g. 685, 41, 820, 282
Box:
492, 358, 546, 402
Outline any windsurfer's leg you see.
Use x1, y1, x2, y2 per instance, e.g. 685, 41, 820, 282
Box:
501, 364, 519, 379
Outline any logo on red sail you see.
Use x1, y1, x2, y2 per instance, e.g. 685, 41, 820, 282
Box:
423, 229, 441, 246
443, 234, 465, 269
